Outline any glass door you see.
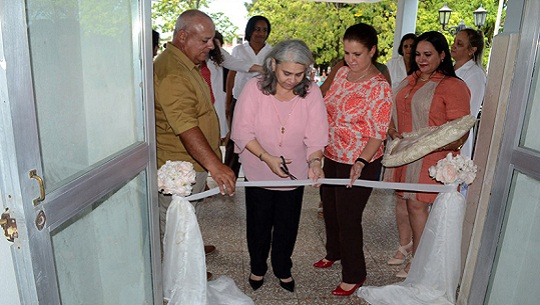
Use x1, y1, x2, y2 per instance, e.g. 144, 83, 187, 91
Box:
468, 1, 540, 304
1, 1, 159, 304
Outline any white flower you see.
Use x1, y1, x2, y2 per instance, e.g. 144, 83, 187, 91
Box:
429, 153, 477, 185
157, 161, 196, 197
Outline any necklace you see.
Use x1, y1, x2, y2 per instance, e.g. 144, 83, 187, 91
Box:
347, 65, 373, 82
419, 71, 436, 82
270, 97, 300, 147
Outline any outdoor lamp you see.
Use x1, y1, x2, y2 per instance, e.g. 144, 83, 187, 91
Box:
438, 5, 452, 30
439, 4, 488, 35
473, 4, 488, 28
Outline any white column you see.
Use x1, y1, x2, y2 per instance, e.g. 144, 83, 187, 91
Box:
392, 0, 418, 57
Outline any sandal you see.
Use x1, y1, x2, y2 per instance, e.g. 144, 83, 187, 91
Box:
387, 240, 413, 265
396, 260, 412, 278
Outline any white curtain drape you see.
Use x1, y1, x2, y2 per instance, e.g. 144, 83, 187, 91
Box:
162, 195, 254, 305
358, 189, 466, 305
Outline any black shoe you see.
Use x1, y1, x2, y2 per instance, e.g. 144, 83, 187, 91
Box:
279, 278, 295, 292
204, 245, 216, 255
249, 276, 264, 291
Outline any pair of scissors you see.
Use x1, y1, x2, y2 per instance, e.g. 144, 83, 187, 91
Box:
280, 156, 298, 180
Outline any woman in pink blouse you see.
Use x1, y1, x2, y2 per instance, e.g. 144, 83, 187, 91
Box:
231, 39, 328, 292
313, 23, 393, 296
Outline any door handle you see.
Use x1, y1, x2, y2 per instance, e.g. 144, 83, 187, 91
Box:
29, 169, 45, 206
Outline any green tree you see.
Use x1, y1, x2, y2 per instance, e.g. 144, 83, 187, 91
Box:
246, 0, 503, 70
151, 0, 238, 43
248, 1, 357, 69
416, 0, 504, 67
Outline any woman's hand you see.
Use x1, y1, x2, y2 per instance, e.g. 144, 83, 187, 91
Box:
261, 153, 290, 178
348, 162, 365, 188
388, 128, 403, 140
308, 159, 324, 187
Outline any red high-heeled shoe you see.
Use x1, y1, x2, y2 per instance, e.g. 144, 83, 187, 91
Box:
331, 278, 366, 296
313, 259, 334, 268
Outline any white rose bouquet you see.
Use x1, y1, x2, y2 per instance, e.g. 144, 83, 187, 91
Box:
157, 160, 196, 197
429, 153, 477, 185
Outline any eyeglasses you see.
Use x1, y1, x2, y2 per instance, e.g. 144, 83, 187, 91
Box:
280, 156, 298, 180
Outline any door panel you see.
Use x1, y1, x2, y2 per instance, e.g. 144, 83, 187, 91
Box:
0, 0, 158, 304
52, 172, 152, 305
26, 0, 145, 192
485, 171, 540, 305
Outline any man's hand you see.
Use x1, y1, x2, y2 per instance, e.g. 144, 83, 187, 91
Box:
209, 163, 236, 196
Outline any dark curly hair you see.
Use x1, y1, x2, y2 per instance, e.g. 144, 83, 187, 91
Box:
398, 33, 417, 56
245, 16, 271, 42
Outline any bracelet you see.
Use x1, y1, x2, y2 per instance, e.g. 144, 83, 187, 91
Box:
355, 157, 369, 166
307, 157, 321, 166
258, 151, 266, 161
388, 127, 397, 133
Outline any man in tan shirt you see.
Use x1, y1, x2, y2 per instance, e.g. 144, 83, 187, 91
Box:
154, 10, 236, 267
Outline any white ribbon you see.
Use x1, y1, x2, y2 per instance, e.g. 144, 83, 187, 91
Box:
185, 178, 456, 201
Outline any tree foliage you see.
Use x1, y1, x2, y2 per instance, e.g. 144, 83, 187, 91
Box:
246, 0, 504, 70
150, 0, 505, 69
151, 0, 238, 43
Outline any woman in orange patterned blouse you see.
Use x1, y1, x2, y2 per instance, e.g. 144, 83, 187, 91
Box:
313, 23, 393, 296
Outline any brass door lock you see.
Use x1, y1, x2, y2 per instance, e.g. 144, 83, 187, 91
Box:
1, 209, 18, 242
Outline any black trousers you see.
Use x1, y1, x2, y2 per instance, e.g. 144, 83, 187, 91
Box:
225, 97, 241, 177
320, 157, 382, 283
245, 186, 304, 279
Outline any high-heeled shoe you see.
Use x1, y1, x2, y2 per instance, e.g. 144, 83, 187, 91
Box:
387, 240, 413, 265
396, 260, 412, 278
248, 275, 264, 290
279, 278, 295, 292
331, 278, 366, 296
313, 259, 334, 268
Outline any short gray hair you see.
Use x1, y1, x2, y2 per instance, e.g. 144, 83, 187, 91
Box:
173, 9, 212, 36
259, 39, 314, 97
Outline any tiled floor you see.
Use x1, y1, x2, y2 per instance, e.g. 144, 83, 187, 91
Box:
197, 179, 406, 305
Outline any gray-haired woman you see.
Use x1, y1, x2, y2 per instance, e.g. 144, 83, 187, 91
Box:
231, 39, 328, 292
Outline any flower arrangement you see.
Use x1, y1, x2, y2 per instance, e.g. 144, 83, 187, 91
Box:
429, 153, 477, 185
157, 161, 196, 197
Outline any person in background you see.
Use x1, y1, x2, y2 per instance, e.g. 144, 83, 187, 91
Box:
231, 39, 328, 293
386, 31, 470, 278
153, 10, 236, 278
314, 23, 393, 296
385, 33, 418, 267
451, 28, 486, 160
206, 31, 262, 142
386, 33, 417, 93
152, 29, 160, 57
225, 16, 273, 178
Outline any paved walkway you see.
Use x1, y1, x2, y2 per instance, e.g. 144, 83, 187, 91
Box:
197, 179, 406, 305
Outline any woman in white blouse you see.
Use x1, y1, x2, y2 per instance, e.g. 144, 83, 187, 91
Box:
207, 31, 262, 140
451, 28, 486, 159
225, 16, 273, 177
386, 33, 416, 93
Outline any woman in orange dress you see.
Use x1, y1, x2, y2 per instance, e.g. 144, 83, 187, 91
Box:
386, 31, 470, 278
